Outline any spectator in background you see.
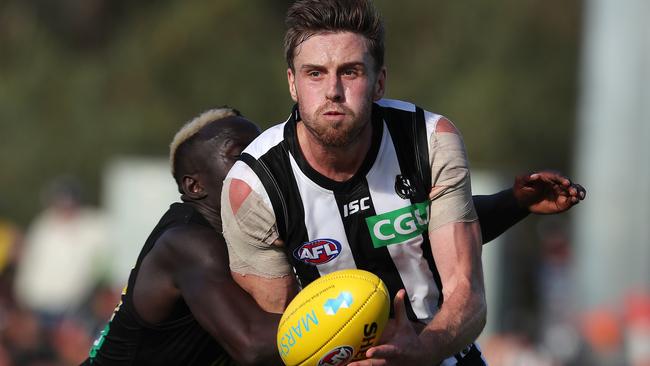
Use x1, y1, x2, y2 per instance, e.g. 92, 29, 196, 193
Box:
14, 176, 109, 326
0, 204, 23, 309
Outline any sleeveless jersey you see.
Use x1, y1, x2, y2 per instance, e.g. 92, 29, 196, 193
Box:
230, 99, 486, 364
82, 203, 236, 366
239, 99, 440, 320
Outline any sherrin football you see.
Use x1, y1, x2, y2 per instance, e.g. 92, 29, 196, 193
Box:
277, 269, 390, 366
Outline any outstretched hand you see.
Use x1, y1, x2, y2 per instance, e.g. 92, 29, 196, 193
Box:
348, 290, 430, 366
513, 171, 586, 214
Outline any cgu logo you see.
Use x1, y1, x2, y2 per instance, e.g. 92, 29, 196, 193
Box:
365, 201, 430, 248
318, 346, 353, 366
293, 239, 342, 265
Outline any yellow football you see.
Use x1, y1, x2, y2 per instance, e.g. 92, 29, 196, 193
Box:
277, 269, 390, 366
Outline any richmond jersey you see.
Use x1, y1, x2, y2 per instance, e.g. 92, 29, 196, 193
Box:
223, 99, 485, 365
83, 203, 236, 366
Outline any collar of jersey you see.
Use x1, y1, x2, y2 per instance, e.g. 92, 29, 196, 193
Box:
283, 103, 384, 192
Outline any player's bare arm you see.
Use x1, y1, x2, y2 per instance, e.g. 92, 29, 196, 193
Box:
133, 224, 282, 365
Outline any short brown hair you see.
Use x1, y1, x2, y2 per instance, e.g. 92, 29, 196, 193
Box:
284, 0, 385, 72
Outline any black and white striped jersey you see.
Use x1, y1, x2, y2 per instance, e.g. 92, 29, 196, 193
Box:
231, 98, 449, 321
226, 98, 486, 365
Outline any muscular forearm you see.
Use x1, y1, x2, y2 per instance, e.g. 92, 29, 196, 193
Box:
419, 284, 487, 363
423, 221, 486, 363
473, 188, 529, 243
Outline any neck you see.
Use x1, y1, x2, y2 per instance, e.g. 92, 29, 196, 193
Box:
182, 197, 222, 231
296, 121, 373, 182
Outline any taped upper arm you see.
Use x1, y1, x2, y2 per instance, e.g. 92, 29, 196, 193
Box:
221, 174, 292, 279
428, 116, 478, 231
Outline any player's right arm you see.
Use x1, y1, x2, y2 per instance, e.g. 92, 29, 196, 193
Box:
133, 224, 282, 366
221, 175, 299, 313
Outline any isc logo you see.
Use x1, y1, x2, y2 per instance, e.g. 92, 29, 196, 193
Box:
342, 197, 371, 217
318, 346, 353, 366
293, 239, 342, 265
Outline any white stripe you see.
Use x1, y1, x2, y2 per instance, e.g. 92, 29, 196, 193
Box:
288, 154, 357, 275
423, 110, 441, 153
242, 121, 287, 159
366, 123, 440, 321
376, 98, 416, 112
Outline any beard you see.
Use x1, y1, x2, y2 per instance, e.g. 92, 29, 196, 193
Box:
299, 101, 373, 148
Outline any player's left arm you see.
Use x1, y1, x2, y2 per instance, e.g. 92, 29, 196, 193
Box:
350, 117, 485, 366
414, 117, 486, 363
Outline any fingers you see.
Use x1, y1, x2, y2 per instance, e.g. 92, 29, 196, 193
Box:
393, 289, 407, 326
367, 344, 399, 359
575, 184, 587, 200
349, 359, 387, 366
527, 173, 540, 182
363, 289, 410, 361
528, 171, 587, 197
531, 170, 571, 187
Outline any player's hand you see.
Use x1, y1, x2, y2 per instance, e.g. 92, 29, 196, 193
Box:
348, 290, 430, 366
513, 171, 586, 215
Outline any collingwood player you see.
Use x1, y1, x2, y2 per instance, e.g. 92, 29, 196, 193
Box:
221, 1, 585, 365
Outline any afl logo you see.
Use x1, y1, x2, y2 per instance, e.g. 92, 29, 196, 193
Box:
318, 345, 353, 366
294, 239, 342, 265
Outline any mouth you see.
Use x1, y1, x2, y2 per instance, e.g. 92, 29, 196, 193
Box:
323, 110, 345, 116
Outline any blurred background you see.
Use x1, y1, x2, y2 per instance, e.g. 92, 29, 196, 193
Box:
0, 0, 648, 365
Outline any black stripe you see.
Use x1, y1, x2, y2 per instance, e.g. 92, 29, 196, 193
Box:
455, 344, 486, 365
414, 106, 431, 190
254, 125, 323, 285
382, 105, 444, 307
413, 107, 444, 307
239, 152, 289, 240
332, 178, 417, 320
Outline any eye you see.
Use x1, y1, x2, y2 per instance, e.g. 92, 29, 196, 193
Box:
308, 70, 321, 78
341, 68, 360, 79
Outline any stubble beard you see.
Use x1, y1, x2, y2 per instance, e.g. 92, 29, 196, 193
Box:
300, 102, 372, 148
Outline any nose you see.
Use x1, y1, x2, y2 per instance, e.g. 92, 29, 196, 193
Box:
325, 75, 343, 102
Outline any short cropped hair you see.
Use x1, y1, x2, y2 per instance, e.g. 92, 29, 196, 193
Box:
169, 107, 241, 186
284, 0, 385, 72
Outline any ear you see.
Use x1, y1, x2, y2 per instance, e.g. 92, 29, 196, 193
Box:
287, 68, 298, 102
372, 67, 386, 101
182, 175, 207, 200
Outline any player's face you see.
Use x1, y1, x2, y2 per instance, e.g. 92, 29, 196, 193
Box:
287, 32, 385, 148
